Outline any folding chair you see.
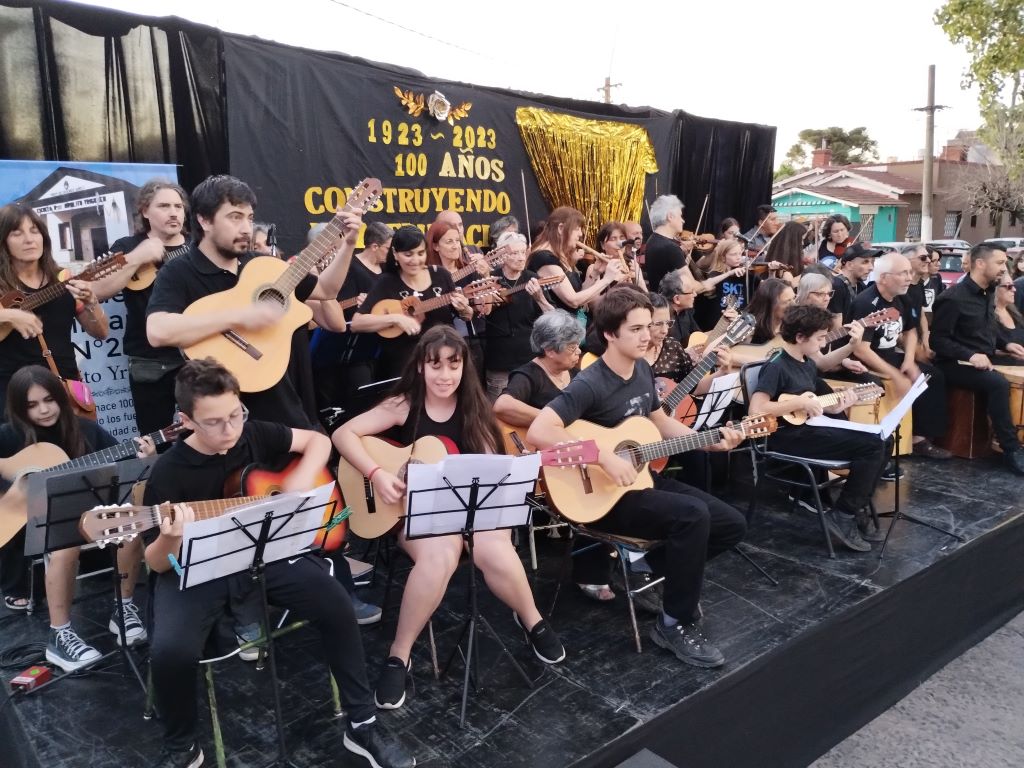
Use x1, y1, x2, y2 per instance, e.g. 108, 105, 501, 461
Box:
739, 360, 880, 559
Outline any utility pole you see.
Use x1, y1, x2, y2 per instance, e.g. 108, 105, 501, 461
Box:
914, 65, 948, 241
597, 76, 622, 105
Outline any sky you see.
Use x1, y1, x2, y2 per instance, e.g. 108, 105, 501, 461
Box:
78, 0, 983, 169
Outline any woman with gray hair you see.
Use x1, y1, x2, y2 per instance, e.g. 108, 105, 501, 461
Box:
484, 231, 555, 399
493, 309, 582, 429
795, 271, 871, 377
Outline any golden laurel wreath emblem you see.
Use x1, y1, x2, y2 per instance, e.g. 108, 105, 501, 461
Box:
393, 87, 472, 124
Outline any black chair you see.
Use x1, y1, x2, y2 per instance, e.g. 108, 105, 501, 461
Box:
739, 360, 880, 559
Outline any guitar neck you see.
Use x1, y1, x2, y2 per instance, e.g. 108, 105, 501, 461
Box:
155, 494, 266, 522
20, 281, 66, 312
415, 291, 458, 313
625, 426, 732, 464
50, 426, 174, 473
662, 352, 718, 412
338, 296, 360, 311
822, 326, 851, 345
274, 217, 348, 297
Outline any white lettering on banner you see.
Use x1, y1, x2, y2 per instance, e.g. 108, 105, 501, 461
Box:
71, 293, 136, 436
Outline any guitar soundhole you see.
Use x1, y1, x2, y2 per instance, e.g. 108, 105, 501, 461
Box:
258, 288, 287, 307
616, 441, 642, 470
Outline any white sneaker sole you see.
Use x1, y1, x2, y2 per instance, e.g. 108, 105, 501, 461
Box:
109, 619, 148, 647
374, 689, 406, 710
45, 647, 101, 673
343, 732, 416, 768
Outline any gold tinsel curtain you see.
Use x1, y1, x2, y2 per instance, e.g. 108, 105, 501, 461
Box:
515, 106, 659, 244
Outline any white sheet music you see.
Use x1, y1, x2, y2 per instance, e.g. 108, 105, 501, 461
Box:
178, 482, 335, 589
692, 373, 739, 430
405, 453, 539, 538
806, 373, 929, 440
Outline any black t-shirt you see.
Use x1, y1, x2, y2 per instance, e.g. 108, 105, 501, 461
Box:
357, 266, 457, 379
828, 275, 865, 323
387, 401, 464, 454
0, 417, 117, 458
997, 317, 1024, 348
147, 246, 318, 429
526, 250, 583, 316
310, 256, 381, 368
547, 358, 658, 429
695, 271, 759, 330
111, 233, 191, 362
644, 233, 685, 294
141, 420, 292, 544
754, 351, 820, 400
502, 360, 572, 409
0, 284, 78, 383
850, 285, 918, 367
484, 270, 543, 371
923, 275, 944, 313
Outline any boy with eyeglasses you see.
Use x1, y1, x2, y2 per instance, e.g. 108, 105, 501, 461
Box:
144, 359, 414, 768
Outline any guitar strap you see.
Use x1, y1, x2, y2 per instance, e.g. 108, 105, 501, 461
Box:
37, 333, 97, 420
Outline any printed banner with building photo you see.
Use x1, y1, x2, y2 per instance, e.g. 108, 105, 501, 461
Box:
0, 160, 180, 438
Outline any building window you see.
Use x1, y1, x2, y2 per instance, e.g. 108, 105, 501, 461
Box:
858, 216, 875, 242
970, 214, 977, 228
906, 212, 921, 240
1011, 212, 1018, 227
943, 211, 962, 238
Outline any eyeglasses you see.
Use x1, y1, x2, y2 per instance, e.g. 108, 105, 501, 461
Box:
651, 321, 672, 329
560, 344, 581, 355
810, 290, 835, 298
192, 405, 249, 433
999, 284, 1016, 290
918, 255, 934, 262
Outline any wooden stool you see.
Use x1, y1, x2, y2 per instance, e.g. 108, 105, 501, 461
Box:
994, 365, 1024, 445
935, 388, 995, 459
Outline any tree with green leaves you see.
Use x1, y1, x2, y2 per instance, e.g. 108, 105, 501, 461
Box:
785, 127, 879, 168
936, 0, 1024, 234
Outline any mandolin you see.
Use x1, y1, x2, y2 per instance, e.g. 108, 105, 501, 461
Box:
125, 241, 193, 292
778, 383, 884, 425
369, 278, 500, 338
0, 421, 186, 548
470, 274, 565, 306
180, 178, 382, 393
0, 252, 128, 341
449, 245, 509, 282
542, 414, 777, 524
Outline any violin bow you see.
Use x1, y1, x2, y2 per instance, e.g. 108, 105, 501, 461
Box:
520, 169, 532, 248
693, 193, 710, 236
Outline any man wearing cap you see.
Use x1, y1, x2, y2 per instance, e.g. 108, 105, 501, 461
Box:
849, 251, 951, 460
743, 205, 782, 253
828, 243, 881, 324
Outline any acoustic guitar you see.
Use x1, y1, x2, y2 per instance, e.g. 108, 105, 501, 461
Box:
729, 307, 900, 368
542, 414, 777, 524
778, 383, 884, 425
337, 434, 597, 539
229, 455, 347, 552
0, 252, 128, 342
686, 294, 739, 349
369, 278, 500, 338
181, 178, 382, 393
449, 245, 510, 282
0, 421, 186, 548
125, 241, 193, 292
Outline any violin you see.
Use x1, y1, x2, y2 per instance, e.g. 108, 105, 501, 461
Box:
677, 230, 719, 254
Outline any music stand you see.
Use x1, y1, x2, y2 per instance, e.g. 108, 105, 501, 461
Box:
176, 483, 339, 768
22, 456, 158, 696
405, 453, 540, 728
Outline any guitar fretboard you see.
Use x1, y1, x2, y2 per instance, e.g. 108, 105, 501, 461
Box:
17, 254, 122, 312
50, 425, 175, 473
662, 352, 719, 412
450, 247, 507, 282
620, 424, 747, 464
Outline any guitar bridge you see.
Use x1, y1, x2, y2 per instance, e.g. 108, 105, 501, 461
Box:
578, 464, 593, 495
221, 330, 263, 360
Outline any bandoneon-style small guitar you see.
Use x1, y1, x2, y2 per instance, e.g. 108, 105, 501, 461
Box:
542, 414, 777, 524
181, 178, 382, 392
778, 383, 884, 425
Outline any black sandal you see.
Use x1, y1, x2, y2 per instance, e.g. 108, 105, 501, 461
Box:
3, 595, 29, 612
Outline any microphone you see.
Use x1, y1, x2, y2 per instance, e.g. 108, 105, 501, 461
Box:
734, 232, 750, 244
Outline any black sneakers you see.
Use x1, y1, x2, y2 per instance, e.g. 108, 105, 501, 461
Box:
825, 511, 871, 552
855, 508, 886, 542
513, 614, 566, 664
46, 626, 102, 672
880, 459, 905, 482
109, 600, 148, 647
374, 656, 411, 710
1004, 449, 1024, 476
343, 721, 416, 768
153, 743, 204, 768
649, 619, 725, 668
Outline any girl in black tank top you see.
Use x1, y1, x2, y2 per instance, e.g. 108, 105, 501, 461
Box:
333, 327, 565, 707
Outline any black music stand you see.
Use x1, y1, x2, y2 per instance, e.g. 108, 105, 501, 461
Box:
176, 485, 340, 768
405, 454, 538, 728
22, 456, 158, 696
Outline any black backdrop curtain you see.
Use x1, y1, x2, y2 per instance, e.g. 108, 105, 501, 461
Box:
0, 0, 227, 193
673, 112, 776, 236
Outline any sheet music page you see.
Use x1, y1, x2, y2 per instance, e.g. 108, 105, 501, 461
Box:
805, 415, 883, 434
405, 453, 540, 538
692, 373, 739, 430
179, 482, 335, 589
806, 374, 928, 440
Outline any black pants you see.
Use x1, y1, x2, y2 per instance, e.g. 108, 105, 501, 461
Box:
909, 362, 948, 439
767, 426, 888, 513
150, 555, 374, 751
573, 474, 746, 623
937, 360, 1021, 452
129, 369, 179, 437
0, 528, 29, 599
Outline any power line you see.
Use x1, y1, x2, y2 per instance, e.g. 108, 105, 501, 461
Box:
322, 0, 488, 58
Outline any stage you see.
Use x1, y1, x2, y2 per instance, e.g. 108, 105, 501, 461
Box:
3, 454, 1023, 768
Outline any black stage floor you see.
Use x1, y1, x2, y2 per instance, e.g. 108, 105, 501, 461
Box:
3, 454, 1023, 768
